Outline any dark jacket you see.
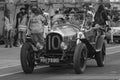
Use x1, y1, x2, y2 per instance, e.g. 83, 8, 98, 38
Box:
94, 5, 109, 26
94, 10, 108, 25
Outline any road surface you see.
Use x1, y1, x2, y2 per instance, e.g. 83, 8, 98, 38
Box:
0, 44, 120, 80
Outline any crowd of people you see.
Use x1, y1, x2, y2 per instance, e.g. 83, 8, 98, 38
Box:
3, 3, 116, 48
3, 5, 47, 48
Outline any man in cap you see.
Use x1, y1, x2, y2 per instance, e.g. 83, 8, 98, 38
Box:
28, 7, 47, 50
14, 7, 26, 47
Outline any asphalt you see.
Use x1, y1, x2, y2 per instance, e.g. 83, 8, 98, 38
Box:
0, 44, 120, 80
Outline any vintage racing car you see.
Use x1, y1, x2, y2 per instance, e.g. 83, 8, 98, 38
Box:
20, 22, 106, 74
20, 1, 106, 74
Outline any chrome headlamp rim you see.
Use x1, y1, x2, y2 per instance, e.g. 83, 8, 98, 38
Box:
36, 42, 44, 50
60, 42, 68, 50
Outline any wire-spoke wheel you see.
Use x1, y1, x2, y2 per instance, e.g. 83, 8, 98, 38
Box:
20, 43, 35, 74
73, 43, 87, 74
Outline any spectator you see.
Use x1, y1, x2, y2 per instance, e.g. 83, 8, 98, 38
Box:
4, 8, 13, 48
52, 10, 65, 25
92, 4, 109, 43
93, 4, 109, 30
42, 9, 49, 38
69, 9, 76, 23
88, 5, 95, 22
111, 7, 119, 22
69, 9, 81, 26
18, 8, 27, 46
13, 7, 26, 47
28, 7, 47, 49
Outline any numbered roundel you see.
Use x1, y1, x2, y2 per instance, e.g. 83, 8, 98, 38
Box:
46, 33, 62, 52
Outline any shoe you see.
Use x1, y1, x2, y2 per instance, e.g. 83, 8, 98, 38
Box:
10, 45, 12, 48
5, 45, 8, 48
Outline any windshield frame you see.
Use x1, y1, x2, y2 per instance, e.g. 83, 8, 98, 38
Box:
52, 23, 80, 32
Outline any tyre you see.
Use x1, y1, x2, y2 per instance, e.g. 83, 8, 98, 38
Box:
20, 43, 35, 74
73, 43, 87, 74
95, 40, 106, 67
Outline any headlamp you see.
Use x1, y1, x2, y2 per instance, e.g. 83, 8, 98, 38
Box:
60, 42, 68, 50
36, 42, 44, 50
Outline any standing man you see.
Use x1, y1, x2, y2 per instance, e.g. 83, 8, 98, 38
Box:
13, 7, 26, 47
29, 7, 47, 50
18, 9, 27, 46
4, 6, 13, 48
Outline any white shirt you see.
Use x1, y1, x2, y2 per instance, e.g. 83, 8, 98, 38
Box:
4, 17, 12, 31
29, 14, 45, 33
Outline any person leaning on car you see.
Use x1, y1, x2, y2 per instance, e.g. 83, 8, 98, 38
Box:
88, 4, 110, 43
93, 4, 109, 30
92, 4, 109, 36
28, 7, 47, 49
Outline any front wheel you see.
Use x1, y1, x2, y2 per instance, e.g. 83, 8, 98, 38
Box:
20, 43, 35, 74
95, 40, 106, 67
73, 43, 87, 74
